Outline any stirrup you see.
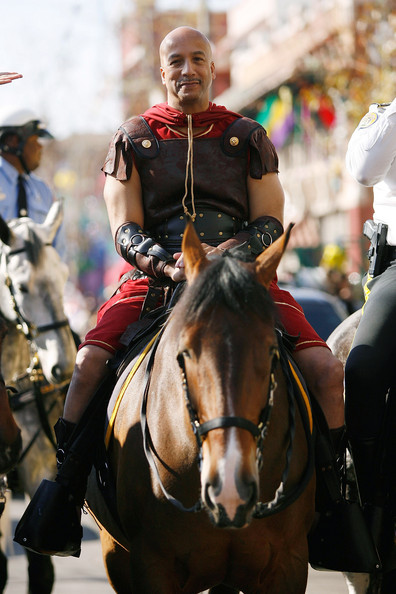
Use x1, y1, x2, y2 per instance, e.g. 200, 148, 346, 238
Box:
14, 479, 82, 557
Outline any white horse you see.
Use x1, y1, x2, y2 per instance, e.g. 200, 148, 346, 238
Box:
0, 201, 77, 594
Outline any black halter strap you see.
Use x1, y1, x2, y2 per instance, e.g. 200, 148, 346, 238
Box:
197, 416, 261, 438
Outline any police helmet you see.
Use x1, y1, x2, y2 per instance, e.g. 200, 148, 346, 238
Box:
0, 107, 53, 157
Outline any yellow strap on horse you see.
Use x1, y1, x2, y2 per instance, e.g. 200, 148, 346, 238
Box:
105, 332, 161, 448
288, 358, 313, 434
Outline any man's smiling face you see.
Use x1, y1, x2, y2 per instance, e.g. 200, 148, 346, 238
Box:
160, 27, 216, 114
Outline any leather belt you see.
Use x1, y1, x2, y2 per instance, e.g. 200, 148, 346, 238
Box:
151, 210, 244, 253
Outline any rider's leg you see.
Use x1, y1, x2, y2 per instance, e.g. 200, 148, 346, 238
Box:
345, 265, 396, 560
53, 345, 114, 500
293, 345, 345, 447
345, 344, 388, 509
345, 267, 396, 502
271, 283, 345, 447
62, 345, 113, 423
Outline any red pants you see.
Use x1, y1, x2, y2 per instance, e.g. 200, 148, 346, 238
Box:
82, 274, 327, 355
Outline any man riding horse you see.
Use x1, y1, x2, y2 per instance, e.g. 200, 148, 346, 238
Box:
15, 26, 345, 558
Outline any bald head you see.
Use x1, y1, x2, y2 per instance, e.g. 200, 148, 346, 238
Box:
160, 27, 213, 66
159, 26, 216, 113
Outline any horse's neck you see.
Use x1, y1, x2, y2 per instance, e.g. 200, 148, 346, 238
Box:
1, 322, 30, 385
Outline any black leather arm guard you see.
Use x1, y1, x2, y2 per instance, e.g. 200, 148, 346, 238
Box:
115, 221, 174, 279
219, 216, 284, 258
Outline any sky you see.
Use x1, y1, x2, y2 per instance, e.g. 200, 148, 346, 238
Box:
1, 0, 124, 139
1, 0, 238, 140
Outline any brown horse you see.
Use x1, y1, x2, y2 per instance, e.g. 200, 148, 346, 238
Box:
87, 222, 315, 594
0, 315, 21, 476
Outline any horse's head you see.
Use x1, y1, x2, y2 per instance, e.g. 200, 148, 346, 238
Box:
0, 201, 76, 385
176, 221, 292, 528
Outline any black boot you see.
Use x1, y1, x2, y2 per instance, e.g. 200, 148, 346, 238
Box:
308, 401, 380, 573
329, 425, 347, 483
348, 437, 379, 509
348, 436, 394, 564
14, 417, 89, 558
329, 425, 346, 460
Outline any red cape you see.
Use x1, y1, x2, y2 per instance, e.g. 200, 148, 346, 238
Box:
143, 102, 243, 128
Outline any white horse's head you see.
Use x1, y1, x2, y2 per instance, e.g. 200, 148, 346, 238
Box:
0, 201, 76, 385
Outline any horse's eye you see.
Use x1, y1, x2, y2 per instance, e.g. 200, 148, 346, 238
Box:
19, 284, 29, 294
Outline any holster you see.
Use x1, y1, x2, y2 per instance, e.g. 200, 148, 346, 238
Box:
363, 219, 388, 276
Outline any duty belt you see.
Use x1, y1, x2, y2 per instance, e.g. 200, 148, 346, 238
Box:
151, 210, 244, 253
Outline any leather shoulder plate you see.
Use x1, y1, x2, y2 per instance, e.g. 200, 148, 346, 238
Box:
221, 117, 262, 157
119, 116, 159, 159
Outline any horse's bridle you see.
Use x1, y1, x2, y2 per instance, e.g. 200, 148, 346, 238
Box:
141, 325, 314, 517
176, 347, 279, 473
1, 244, 72, 454
3, 246, 70, 342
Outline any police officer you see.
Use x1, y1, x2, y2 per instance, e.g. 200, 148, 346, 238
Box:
345, 98, 396, 551
0, 107, 65, 256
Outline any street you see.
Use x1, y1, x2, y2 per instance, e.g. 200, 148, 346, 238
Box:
3, 495, 349, 593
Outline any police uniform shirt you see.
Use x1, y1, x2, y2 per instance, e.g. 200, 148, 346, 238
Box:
346, 97, 396, 245
0, 156, 65, 257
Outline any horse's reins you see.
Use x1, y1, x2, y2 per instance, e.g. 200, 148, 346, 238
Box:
141, 324, 314, 517
1, 244, 72, 453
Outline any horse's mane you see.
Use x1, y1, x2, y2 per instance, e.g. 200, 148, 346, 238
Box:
183, 253, 276, 324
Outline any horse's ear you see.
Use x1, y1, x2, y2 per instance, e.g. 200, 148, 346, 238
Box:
182, 219, 208, 282
41, 200, 63, 242
0, 215, 12, 246
255, 223, 294, 289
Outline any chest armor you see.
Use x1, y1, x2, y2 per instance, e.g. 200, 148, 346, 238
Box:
121, 116, 261, 230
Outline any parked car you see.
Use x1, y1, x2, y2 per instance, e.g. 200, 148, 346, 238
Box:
280, 285, 349, 342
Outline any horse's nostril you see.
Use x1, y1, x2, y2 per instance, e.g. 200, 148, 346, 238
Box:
205, 483, 216, 510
